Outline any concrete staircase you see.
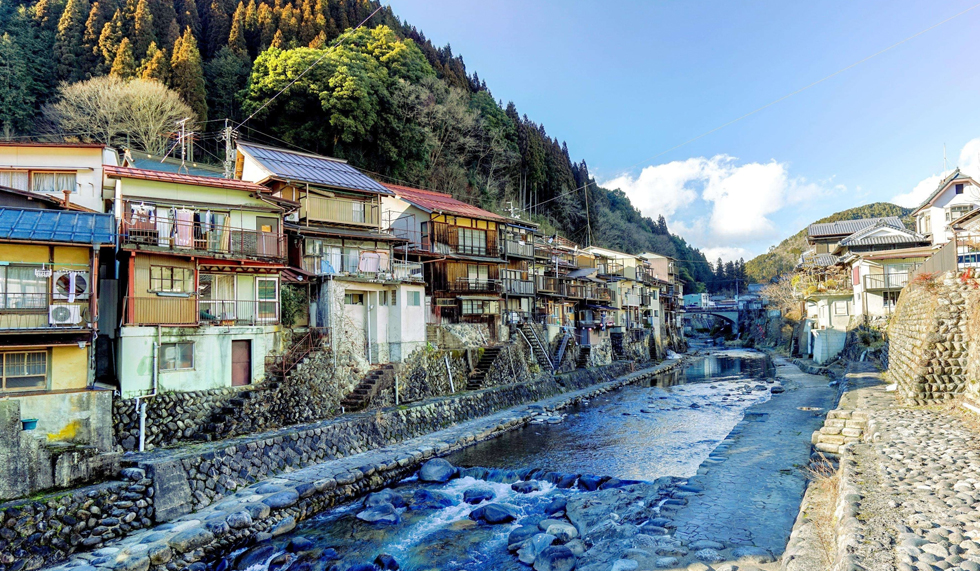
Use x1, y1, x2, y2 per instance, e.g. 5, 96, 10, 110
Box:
576, 346, 591, 369
466, 347, 504, 390
518, 323, 553, 371
811, 409, 869, 456
340, 364, 396, 412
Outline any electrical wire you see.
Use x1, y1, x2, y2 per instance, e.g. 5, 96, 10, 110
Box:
235, 5, 385, 130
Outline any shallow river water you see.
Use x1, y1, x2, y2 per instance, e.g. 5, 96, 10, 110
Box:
238, 349, 774, 571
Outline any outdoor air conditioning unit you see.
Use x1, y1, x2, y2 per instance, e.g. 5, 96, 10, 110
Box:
286, 212, 299, 222
49, 304, 82, 326
53, 271, 90, 300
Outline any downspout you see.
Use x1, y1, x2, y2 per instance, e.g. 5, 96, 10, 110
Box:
137, 325, 161, 452
113, 179, 122, 279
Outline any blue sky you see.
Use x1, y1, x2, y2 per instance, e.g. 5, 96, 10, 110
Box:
388, 0, 980, 261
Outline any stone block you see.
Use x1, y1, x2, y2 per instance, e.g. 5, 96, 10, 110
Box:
841, 428, 863, 438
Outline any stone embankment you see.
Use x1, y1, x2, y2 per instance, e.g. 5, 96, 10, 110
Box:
36, 360, 680, 571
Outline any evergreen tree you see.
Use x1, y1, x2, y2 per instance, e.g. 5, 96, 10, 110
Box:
132, 0, 155, 58
243, 0, 259, 55
202, 0, 229, 58
0, 33, 37, 138
205, 45, 249, 120
170, 27, 207, 121
97, 9, 124, 72
54, 0, 91, 82
146, 0, 179, 50
257, 2, 275, 49
228, 1, 247, 56
176, 0, 200, 38
109, 36, 136, 77
82, 0, 115, 70
138, 40, 169, 83
270, 28, 284, 49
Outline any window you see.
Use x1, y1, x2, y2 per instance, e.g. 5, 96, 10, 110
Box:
467, 264, 489, 285
435, 298, 455, 306
956, 183, 965, 194
390, 290, 397, 306
256, 277, 278, 320
833, 301, 849, 316
345, 293, 364, 305
0, 170, 28, 190
409, 291, 421, 306
947, 204, 975, 223
0, 351, 47, 391
352, 201, 365, 223
458, 228, 487, 255
150, 266, 193, 293
0, 266, 49, 308
379, 291, 387, 306
462, 299, 498, 315
31, 172, 77, 193
159, 342, 193, 370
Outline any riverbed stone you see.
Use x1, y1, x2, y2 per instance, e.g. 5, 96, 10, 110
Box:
509, 526, 541, 550
512, 481, 542, 494
469, 503, 518, 524
533, 545, 576, 571
167, 528, 214, 553
518, 533, 556, 564
356, 502, 399, 525
463, 487, 495, 504
545, 522, 578, 543
419, 459, 456, 483
412, 489, 455, 510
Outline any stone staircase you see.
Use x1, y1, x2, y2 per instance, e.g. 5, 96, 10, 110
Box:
610, 331, 626, 359
518, 322, 553, 371
466, 347, 504, 390
811, 409, 869, 456
426, 325, 440, 348
197, 381, 280, 439
576, 346, 591, 369
340, 364, 397, 412
554, 332, 571, 369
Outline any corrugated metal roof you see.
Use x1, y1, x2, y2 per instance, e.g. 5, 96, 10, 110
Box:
284, 223, 405, 242
238, 142, 391, 195
839, 234, 926, 247
384, 183, 509, 222
807, 217, 904, 238
0, 208, 115, 244
105, 165, 266, 193
127, 157, 225, 178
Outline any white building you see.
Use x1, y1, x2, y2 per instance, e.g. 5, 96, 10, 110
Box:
0, 142, 117, 213
912, 169, 980, 247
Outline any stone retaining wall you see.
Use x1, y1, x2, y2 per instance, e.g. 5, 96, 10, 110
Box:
887, 272, 974, 404
0, 469, 152, 568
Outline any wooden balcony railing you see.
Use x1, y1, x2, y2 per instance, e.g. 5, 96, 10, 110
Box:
121, 218, 285, 262
299, 195, 378, 227
504, 240, 535, 258
504, 278, 534, 295
124, 297, 279, 326
450, 278, 503, 294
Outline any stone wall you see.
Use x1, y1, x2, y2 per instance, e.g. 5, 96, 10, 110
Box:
113, 388, 242, 452
0, 467, 152, 568
887, 272, 973, 404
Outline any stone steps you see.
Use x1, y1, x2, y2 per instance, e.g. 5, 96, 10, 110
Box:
811, 409, 869, 456
466, 348, 504, 391
340, 365, 396, 412
576, 346, 591, 369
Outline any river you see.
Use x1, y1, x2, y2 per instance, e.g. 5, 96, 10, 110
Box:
234, 349, 775, 571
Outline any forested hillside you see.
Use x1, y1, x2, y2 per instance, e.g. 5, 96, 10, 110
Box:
745, 202, 914, 283
0, 0, 714, 289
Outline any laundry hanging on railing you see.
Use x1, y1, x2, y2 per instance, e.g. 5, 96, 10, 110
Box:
175, 209, 194, 247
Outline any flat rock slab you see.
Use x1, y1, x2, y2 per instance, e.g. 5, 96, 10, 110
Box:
670, 356, 836, 561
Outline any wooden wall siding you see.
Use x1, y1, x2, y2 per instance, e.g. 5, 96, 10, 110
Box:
428, 261, 500, 292
428, 221, 499, 257
131, 254, 197, 325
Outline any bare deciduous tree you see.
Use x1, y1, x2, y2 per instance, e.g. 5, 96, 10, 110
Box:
43, 76, 196, 154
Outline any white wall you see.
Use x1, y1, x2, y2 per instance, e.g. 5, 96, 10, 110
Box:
0, 146, 106, 212
916, 181, 980, 246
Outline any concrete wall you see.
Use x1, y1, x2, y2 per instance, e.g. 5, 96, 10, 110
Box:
117, 325, 282, 397
812, 329, 847, 365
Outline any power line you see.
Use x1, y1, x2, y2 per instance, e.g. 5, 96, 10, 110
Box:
520, 2, 980, 214
235, 5, 385, 130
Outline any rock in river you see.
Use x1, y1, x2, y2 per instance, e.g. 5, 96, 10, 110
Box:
419, 459, 456, 483
356, 502, 399, 525
469, 503, 518, 524
413, 489, 456, 510
463, 487, 495, 504
533, 545, 576, 571
512, 481, 542, 494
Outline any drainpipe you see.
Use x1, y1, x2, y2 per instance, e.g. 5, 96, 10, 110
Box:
366, 300, 374, 364
113, 179, 122, 279
137, 325, 161, 452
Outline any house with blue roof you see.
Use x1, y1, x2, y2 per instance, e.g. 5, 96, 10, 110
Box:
235, 142, 425, 377
0, 200, 119, 499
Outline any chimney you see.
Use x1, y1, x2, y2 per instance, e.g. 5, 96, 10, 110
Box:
62, 189, 70, 208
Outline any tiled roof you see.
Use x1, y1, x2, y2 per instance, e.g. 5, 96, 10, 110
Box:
0, 208, 115, 244
238, 142, 391, 195
838, 219, 926, 247
104, 165, 266, 193
800, 252, 840, 267
383, 183, 509, 222
807, 217, 904, 238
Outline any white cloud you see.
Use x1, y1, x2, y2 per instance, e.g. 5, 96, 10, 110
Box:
702, 246, 751, 264
892, 137, 980, 208
601, 155, 830, 247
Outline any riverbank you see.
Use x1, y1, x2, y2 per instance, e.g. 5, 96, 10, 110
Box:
36, 360, 687, 571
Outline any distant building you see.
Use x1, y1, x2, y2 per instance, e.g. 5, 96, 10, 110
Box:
911, 169, 980, 247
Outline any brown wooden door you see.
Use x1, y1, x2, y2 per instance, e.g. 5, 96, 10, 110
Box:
232, 340, 251, 386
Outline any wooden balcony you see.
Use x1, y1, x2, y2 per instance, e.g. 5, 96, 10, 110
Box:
450, 278, 503, 295
121, 218, 285, 262
124, 297, 280, 326
504, 278, 534, 296
299, 195, 379, 227
504, 239, 535, 259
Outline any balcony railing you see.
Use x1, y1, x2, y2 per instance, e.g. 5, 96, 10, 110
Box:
121, 218, 285, 262
301, 253, 421, 282
590, 287, 613, 303
392, 262, 424, 282
0, 293, 91, 330
124, 297, 279, 326
864, 272, 910, 291
535, 275, 564, 295
597, 260, 626, 277
504, 278, 534, 296
504, 239, 535, 258
621, 293, 641, 307
450, 278, 503, 294
299, 195, 379, 227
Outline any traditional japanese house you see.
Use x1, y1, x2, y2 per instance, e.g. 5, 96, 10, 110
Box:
235, 143, 426, 363
383, 183, 508, 341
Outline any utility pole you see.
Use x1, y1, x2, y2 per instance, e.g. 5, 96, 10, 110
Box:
583, 181, 593, 247
223, 119, 236, 179
176, 118, 190, 174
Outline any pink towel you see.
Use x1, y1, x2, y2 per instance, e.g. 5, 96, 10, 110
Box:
175, 210, 193, 248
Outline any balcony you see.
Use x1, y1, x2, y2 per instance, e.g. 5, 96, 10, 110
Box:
450, 278, 503, 295
504, 239, 535, 259
0, 294, 91, 331
300, 254, 423, 282
299, 195, 378, 227
504, 278, 534, 296
590, 287, 613, 303
121, 218, 285, 262
597, 260, 626, 278
124, 297, 279, 326
535, 275, 565, 296
621, 292, 640, 307
392, 262, 424, 282
864, 272, 910, 291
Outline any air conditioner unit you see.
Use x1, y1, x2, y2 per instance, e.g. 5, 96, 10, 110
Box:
285, 212, 299, 222
49, 304, 82, 326
53, 271, 90, 300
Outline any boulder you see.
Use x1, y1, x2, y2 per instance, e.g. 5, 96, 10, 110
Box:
469, 503, 518, 524
508, 526, 540, 551
365, 490, 407, 509
545, 522, 578, 543
544, 497, 567, 516
512, 481, 542, 494
356, 502, 399, 525
419, 459, 455, 483
235, 545, 277, 571
518, 533, 556, 565
533, 545, 576, 571
412, 489, 456, 510
463, 488, 495, 504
